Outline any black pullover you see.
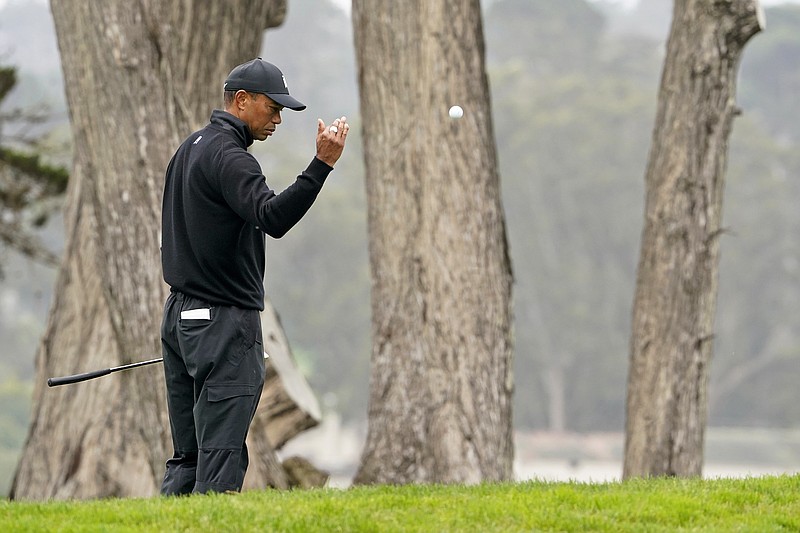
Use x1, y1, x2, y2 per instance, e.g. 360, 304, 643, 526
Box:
161, 110, 331, 310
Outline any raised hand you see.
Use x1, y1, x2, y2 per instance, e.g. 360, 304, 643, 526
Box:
316, 116, 349, 167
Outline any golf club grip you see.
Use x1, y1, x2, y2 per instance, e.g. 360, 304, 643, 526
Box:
47, 368, 112, 387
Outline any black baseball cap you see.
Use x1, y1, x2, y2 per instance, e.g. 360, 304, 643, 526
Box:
224, 58, 306, 111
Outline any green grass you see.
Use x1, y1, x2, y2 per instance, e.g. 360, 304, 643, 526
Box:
2, 475, 799, 532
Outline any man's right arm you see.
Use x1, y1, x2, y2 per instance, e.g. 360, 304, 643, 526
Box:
219, 151, 332, 239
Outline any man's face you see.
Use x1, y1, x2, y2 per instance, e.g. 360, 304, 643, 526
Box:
239, 92, 283, 141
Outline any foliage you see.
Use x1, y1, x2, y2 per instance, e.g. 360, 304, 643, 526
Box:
484, 1, 800, 431
0, 147, 68, 203
0, 377, 32, 447
2, 476, 800, 531
492, 67, 655, 429
711, 115, 800, 426
0, 252, 55, 382
0, 377, 32, 496
485, 0, 606, 76
0, 62, 69, 275
738, 6, 800, 142
0, 67, 16, 102
486, 0, 663, 430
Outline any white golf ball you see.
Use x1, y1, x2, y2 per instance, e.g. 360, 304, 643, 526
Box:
449, 105, 464, 119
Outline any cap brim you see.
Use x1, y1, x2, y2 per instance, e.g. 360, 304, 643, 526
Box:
267, 93, 306, 111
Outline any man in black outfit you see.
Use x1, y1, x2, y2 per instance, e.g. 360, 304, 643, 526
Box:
159, 58, 348, 495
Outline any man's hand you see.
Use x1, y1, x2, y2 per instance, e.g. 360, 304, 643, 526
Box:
316, 116, 349, 167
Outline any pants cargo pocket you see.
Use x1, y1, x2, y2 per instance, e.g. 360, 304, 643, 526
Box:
207, 384, 256, 401
199, 384, 258, 450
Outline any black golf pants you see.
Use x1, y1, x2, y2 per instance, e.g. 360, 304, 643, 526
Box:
160, 290, 265, 495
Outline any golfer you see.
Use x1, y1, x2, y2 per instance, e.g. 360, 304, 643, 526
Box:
159, 58, 348, 494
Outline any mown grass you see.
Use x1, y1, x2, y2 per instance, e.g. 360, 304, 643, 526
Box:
2, 475, 798, 532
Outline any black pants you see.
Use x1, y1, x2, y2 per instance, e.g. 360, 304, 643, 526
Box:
160, 291, 265, 495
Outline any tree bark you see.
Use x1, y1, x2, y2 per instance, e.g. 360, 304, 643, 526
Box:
10, 0, 318, 500
352, 0, 514, 485
623, 0, 763, 479
256, 305, 322, 451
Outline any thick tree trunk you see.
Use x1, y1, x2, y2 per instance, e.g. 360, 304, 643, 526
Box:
352, 0, 514, 485
10, 0, 319, 500
623, 0, 763, 479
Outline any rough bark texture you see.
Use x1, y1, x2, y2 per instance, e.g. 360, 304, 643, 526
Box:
10, 0, 320, 500
352, 0, 514, 485
624, 0, 763, 479
256, 305, 322, 450
282, 456, 329, 489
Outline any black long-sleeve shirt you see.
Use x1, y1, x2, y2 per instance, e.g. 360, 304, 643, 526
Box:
161, 110, 331, 310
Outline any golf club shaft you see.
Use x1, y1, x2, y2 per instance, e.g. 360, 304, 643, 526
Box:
47, 357, 163, 387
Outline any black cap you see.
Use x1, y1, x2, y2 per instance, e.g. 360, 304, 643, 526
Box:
224, 58, 306, 111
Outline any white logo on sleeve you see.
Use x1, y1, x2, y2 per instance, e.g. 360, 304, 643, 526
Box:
193, 135, 203, 145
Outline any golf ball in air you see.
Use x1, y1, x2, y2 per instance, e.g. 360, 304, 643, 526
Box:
449, 105, 464, 119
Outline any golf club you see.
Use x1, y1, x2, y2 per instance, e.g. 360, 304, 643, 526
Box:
47, 357, 163, 387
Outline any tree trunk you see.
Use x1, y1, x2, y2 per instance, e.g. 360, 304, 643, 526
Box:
623, 0, 763, 479
10, 0, 315, 500
352, 0, 514, 485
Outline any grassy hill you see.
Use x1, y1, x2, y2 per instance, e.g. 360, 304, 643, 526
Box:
2, 475, 798, 532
